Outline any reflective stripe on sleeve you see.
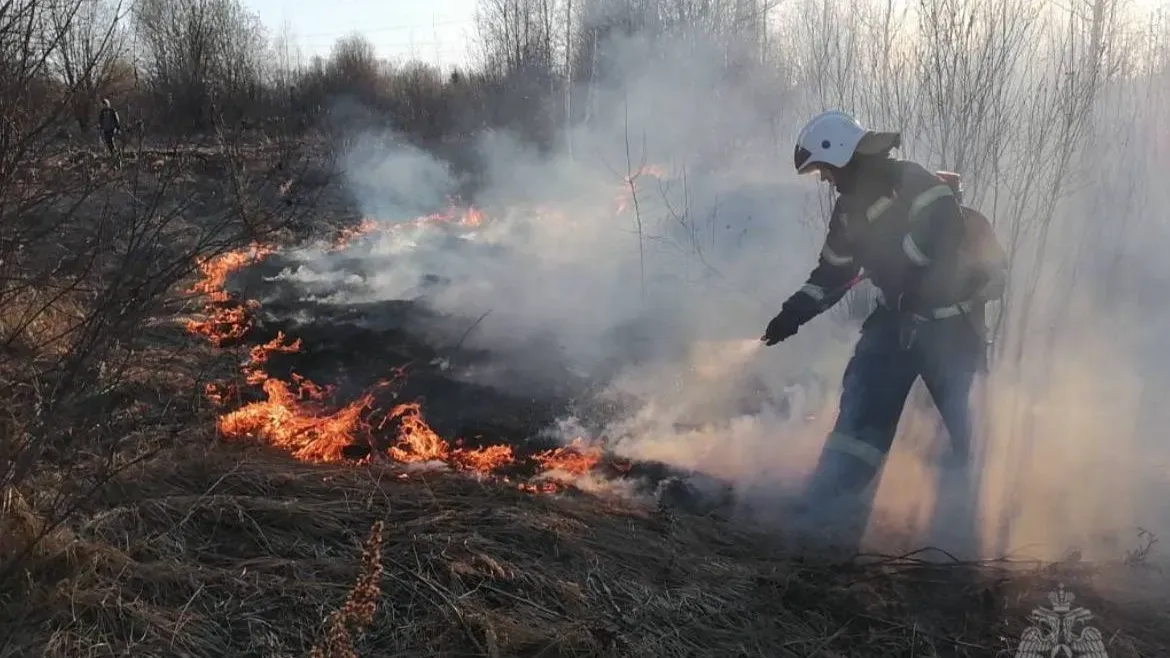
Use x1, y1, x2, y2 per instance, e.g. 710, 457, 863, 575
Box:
821, 244, 853, 266
902, 233, 932, 266
912, 299, 976, 321
824, 431, 887, 469
909, 184, 954, 219
799, 283, 826, 301
866, 196, 895, 222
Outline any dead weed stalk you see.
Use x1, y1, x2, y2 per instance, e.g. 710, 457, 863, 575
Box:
311, 519, 386, 658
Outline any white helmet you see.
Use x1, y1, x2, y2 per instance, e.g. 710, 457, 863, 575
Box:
793, 110, 900, 175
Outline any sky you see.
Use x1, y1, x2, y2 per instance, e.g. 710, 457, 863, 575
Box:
242, 0, 481, 70
242, 0, 1170, 72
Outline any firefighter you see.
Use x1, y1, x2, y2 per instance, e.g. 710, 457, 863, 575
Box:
98, 98, 121, 156
761, 110, 1006, 544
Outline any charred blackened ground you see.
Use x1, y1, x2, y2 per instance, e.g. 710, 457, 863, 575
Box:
209, 250, 737, 513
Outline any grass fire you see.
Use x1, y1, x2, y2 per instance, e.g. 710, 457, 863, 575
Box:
5, 0, 1170, 655
183, 217, 609, 493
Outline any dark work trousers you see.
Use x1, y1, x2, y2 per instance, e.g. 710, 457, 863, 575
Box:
796, 304, 986, 550
101, 130, 118, 155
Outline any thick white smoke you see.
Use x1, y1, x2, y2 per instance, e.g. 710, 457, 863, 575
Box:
270, 25, 1170, 567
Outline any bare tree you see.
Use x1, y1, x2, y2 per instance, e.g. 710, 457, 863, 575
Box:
49, 0, 128, 132
267, 18, 301, 120
327, 33, 382, 100
476, 0, 560, 78
132, 0, 268, 131
0, 0, 317, 614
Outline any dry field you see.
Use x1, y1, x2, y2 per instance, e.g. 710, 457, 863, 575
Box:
3, 141, 1169, 658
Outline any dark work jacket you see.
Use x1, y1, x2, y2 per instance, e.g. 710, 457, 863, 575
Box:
782, 157, 976, 326
99, 107, 120, 133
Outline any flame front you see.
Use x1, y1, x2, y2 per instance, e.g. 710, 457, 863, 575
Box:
330, 218, 381, 251
321, 201, 485, 254
534, 438, 603, 476
185, 215, 607, 490
188, 244, 273, 303
243, 332, 303, 385
185, 301, 260, 346
419, 197, 486, 228
219, 378, 374, 463
453, 444, 515, 472
385, 402, 450, 463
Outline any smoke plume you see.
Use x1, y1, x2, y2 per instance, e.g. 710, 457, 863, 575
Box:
268, 26, 1170, 566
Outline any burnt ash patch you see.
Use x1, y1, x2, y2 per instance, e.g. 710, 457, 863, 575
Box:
213, 253, 737, 515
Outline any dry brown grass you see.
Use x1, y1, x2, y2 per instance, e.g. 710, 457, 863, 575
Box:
0, 287, 90, 358
3, 142, 1169, 658
2, 434, 1168, 658
4, 295, 1170, 657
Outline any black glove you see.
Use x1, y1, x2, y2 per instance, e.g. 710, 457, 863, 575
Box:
761, 289, 824, 346
761, 310, 801, 346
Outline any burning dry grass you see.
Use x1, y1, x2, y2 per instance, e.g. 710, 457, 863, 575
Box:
324, 198, 484, 252
180, 217, 609, 492
142, 214, 1170, 656
7, 203, 1170, 657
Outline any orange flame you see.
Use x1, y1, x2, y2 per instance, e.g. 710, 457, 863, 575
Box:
324, 201, 486, 256
385, 402, 449, 463
204, 382, 229, 407
185, 301, 260, 346
452, 444, 515, 472
381, 401, 516, 473
185, 244, 270, 346
417, 198, 487, 228
243, 331, 303, 385
330, 218, 381, 251
184, 223, 616, 489
218, 377, 374, 463
459, 207, 484, 227
532, 437, 603, 476
188, 244, 273, 303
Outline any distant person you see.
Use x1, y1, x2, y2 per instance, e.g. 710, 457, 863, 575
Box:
98, 99, 121, 156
